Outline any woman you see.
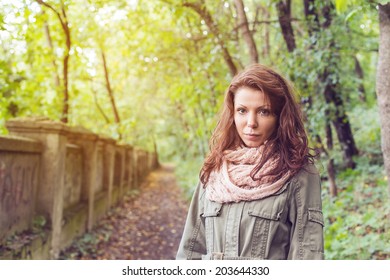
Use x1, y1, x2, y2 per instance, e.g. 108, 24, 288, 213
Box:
176, 64, 324, 260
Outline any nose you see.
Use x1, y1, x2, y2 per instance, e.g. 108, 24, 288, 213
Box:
247, 112, 258, 128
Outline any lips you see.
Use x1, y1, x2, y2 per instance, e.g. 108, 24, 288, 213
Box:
244, 133, 260, 140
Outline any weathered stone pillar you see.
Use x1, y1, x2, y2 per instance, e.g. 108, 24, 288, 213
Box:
116, 145, 126, 198
132, 148, 139, 188
148, 152, 153, 172
141, 150, 147, 180
5, 117, 68, 259
101, 137, 116, 209
67, 127, 98, 232
111, 145, 125, 204
124, 145, 133, 192
153, 152, 157, 169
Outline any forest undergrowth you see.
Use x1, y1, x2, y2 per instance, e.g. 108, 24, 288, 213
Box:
322, 156, 390, 259
320, 105, 390, 259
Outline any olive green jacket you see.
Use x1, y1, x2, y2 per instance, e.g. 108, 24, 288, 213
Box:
176, 164, 324, 260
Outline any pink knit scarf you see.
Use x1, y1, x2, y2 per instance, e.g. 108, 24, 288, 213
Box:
206, 145, 292, 203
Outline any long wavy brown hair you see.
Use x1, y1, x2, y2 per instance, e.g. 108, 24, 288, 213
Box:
200, 64, 315, 185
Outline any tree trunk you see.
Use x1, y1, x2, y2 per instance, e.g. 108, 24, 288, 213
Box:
301, 0, 339, 193
91, 86, 110, 124
325, 120, 337, 196
304, 0, 358, 169
233, 0, 259, 64
61, 4, 71, 123
321, 2, 358, 168
43, 15, 61, 88
376, 3, 390, 195
354, 56, 366, 102
262, 7, 270, 58
183, 1, 238, 76
303, 0, 320, 34
101, 50, 122, 139
36, 0, 71, 123
276, 0, 296, 52
322, 69, 359, 169
62, 51, 70, 123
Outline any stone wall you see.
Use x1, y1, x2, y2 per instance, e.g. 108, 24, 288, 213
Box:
0, 117, 158, 259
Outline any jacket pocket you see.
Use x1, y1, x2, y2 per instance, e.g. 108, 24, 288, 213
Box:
307, 208, 324, 252
247, 198, 285, 259
201, 200, 223, 258
248, 209, 282, 221
247, 183, 288, 219
308, 208, 324, 226
202, 200, 223, 217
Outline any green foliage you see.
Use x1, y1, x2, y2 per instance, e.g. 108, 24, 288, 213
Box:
174, 156, 203, 200
32, 215, 47, 230
334, 0, 349, 12
323, 158, 389, 259
321, 85, 387, 259
349, 104, 382, 155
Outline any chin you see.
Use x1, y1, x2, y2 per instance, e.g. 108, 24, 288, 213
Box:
244, 142, 263, 148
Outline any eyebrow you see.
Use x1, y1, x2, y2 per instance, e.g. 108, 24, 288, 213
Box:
236, 104, 271, 109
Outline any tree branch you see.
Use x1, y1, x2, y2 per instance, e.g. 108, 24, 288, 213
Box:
36, 0, 66, 31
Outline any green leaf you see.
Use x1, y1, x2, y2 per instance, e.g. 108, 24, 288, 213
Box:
345, 9, 359, 22
334, 0, 348, 12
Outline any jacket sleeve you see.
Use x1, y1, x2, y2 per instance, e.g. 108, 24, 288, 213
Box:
176, 182, 207, 260
287, 164, 325, 260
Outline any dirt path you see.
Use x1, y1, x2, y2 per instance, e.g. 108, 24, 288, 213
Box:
60, 164, 190, 260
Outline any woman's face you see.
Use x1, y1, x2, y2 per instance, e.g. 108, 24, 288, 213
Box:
233, 87, 277, 148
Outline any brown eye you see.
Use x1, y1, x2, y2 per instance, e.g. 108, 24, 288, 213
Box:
258, 109, 271, 116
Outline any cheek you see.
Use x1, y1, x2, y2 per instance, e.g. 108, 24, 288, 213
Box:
271, 121, 278, 134
233, 114, 242, 128
264, 119, 277, 134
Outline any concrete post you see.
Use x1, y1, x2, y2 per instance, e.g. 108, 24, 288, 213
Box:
116, 145, 126, 198
5, 117, 68, 259
126, 146, 134, 190
101, 137, 116, 209
132, 148, 139, 188
67, 127, 99, 232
